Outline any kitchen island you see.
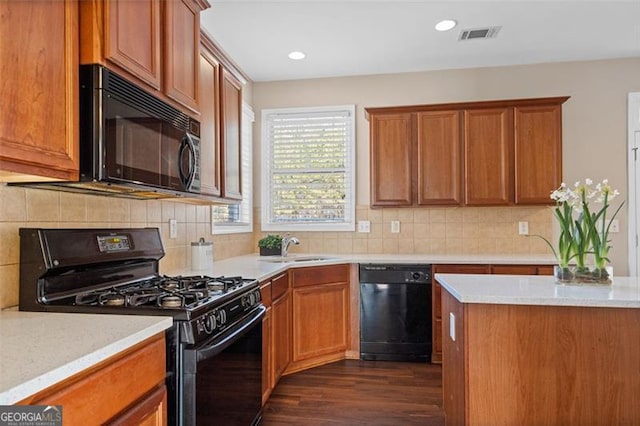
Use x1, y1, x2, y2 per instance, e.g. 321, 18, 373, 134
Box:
435, 274, 640, 425
0, 311, 172, 405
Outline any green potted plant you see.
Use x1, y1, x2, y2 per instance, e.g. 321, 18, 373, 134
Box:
258, 234, 282, 256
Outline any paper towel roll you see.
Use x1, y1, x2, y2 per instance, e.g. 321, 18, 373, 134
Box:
191, 238, 213, 270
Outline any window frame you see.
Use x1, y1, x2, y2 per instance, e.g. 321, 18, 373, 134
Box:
260, 104, 356, 232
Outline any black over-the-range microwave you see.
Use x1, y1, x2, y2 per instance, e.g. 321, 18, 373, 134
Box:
13, 64, 203, 200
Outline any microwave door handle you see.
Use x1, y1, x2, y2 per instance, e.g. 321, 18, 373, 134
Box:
178, 136, 194, 189
184, 134, 197, 188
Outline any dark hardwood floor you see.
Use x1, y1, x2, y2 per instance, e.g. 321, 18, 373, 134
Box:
262, 360, 445, 425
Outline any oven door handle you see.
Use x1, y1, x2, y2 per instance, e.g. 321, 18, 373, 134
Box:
196, 306, 266, 363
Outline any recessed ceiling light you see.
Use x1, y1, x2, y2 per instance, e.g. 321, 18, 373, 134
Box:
435, 19, 457, 32
288, 51, 306, 60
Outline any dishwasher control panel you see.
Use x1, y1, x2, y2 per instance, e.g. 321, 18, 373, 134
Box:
359, 264, 432, 284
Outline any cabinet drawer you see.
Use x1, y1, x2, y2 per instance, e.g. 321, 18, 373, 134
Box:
271, 273, 289, 300
491, 265, 538, 275
434, 264, 491, 275
292, 264, 350, 288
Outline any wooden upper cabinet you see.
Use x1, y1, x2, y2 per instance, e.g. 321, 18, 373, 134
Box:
514, 104, 563, 204
369, 113, 413, 206
164, 0, 202, 113
416, 110, 463, 205
103, 0, 161, 90
198, 41, 222, 197
221, 68, 243, 200
366, 97, 568, 207
80, 0, 209, 115
0, 0, 79, 181
464, 108, 513, 206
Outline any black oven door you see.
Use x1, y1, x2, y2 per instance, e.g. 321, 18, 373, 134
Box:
181, 306, 265, 426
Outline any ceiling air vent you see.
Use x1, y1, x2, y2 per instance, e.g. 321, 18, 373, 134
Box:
458, 26, 501, 41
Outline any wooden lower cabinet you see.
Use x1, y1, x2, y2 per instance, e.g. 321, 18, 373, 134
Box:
287, 265, 350, 373
18, 334, 167, 425
432, 264, 489, 363
271, 273, 292, 387
432, 263, 553, 363
259, 280, 273, 404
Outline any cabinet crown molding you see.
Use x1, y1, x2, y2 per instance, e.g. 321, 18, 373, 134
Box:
365, 96, 570, 120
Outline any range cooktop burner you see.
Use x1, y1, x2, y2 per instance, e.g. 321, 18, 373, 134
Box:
71, 274, 255, 312
160, 295, 183, 308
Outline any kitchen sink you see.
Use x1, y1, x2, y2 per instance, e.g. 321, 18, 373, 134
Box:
259, 255, 338, 263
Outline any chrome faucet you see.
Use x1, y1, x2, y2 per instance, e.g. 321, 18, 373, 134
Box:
281, 234, 300, 257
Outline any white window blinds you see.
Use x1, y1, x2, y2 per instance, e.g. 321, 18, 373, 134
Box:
261, 105, 356, 232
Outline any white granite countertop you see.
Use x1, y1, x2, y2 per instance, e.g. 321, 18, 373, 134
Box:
435, 274, 640, 308
0, 311, 172, 405
174, 253, 557, 282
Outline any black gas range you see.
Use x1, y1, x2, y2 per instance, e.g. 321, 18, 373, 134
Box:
18, 227, 264, 426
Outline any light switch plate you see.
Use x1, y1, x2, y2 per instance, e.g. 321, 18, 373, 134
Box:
610, 219, 620, 233
449, 312, 456, 341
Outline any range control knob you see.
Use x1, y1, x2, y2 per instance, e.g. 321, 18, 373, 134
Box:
216, 310, 226, 326
247, 292, 256, 306
203, 312, 216, 334
412, 272, 422, 281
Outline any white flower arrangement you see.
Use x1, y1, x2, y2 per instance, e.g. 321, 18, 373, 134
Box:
535, 178, 623, 283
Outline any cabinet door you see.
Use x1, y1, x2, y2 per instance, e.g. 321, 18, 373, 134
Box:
292, 282, 350, 362
464, 108, 513, 205
103, 0, 161, 90
0, 0, 79, 181
271, 291, 291, 384
514, 104, 562, 204
261, 307, 272, 405
198, 45, 222, 196
164, 0, 202, 113
220, 68, 243, 200
416, 110, 463, 205
369, 113, 413, 206
431, 264, 489, 363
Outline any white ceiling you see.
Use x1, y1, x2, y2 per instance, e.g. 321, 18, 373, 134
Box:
201, 1, 640, 82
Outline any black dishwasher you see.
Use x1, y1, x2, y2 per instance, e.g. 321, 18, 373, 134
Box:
360, 264, 432, 362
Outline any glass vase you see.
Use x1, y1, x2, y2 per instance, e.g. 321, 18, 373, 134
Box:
554, 265, 613, 285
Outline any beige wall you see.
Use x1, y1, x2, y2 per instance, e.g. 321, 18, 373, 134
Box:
252, 57, 640, 274
0, 185, 254, 309
2, 58, 639, 308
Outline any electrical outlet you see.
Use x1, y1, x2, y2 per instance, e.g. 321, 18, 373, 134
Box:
391, 220, 400, 233
610, 219, 620, 233
357, 220, 371, 233
518, 221, 529, 235
169, 219, 177, 238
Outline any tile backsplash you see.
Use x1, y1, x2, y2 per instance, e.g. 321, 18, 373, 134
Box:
1, 184, 554, 309
0, 184, 253, 309
255, 205, 553, 257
